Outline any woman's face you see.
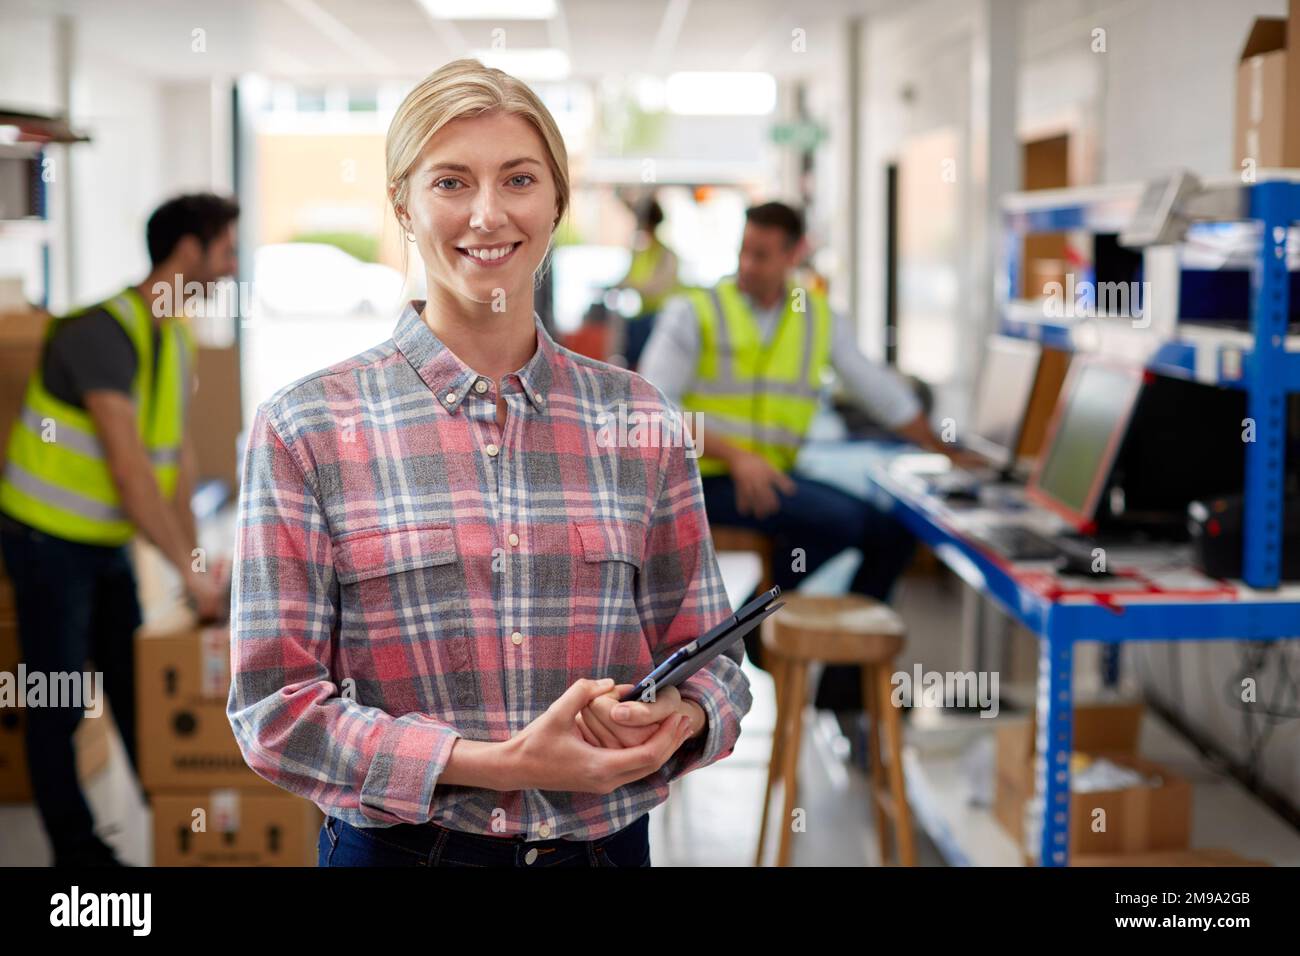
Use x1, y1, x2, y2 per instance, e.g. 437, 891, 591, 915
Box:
401, 110, 559, 309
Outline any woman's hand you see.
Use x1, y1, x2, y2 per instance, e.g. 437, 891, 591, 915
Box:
576, 684, 704, 750
502, 678, 694, 794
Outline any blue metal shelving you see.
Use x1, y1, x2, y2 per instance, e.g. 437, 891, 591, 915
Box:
998, 174, 1300, 589
801, 179, 1300, 865
799, 442, 1300, 868
1001, 175, 1300, 865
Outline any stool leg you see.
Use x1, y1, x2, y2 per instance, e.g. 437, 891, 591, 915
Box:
755, 653, 788, 866
777, 660, 808, 868
876, 660, 916, 867
863, 663, 892, 864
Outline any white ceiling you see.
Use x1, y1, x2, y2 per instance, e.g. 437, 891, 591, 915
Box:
6, 0, 893, 82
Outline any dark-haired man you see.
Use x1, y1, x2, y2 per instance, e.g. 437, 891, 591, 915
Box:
0, 192, 238, 866
640, 201, 960, 710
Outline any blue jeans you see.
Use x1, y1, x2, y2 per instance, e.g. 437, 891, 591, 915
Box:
318, 813, 651, 867
0, 512, 142, 859
700, 472, 915, 710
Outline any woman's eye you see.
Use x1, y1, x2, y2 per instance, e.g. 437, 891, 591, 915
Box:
508, 173, 536, 187
434, 177, 462, 191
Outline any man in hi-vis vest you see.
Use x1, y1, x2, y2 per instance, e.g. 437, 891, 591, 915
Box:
640, 202, 970, 712
0, 193, 237, 866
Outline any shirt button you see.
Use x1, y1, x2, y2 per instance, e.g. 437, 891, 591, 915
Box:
524, 848, 538, 865
485, 443, 499, 457
538, 823, 551, 838
444, 392, 457, 404
537, 393, 546, 404
508, 532, 519, 547
474, 379, 488, 394
511, 631, 523, 645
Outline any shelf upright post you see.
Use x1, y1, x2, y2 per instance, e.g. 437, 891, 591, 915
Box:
1242, 181, 1297, 589
1001, 208, 1022, 319
1035, 629, 1074, 867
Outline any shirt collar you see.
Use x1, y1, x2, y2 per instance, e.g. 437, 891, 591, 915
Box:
392, 300, 556, 415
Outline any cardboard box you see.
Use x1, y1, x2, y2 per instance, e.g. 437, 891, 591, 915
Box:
151, 789, 322, 866
193, 346, 243, 490
1066, 752, 1192, 857
993, 699, 1143, 840
0, 307, 49, 346
1234, 4, 1300, 170
135, 605, 275, 793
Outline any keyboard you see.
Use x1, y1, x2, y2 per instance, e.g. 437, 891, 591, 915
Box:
929, 467, 1001, 496
970, 525, 1065, 561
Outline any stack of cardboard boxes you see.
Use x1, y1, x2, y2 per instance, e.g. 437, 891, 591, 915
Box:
134, 556, 323, 866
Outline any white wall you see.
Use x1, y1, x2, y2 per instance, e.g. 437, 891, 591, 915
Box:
0, 9, 231, 311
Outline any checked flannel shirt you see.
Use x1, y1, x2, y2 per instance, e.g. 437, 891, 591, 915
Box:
227, 301, 752, 840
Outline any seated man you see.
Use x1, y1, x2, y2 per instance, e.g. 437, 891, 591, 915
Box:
639, 201, 965, 711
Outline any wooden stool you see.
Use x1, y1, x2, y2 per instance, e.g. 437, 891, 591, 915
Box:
710, 526, 775, 595
755, 594, 915, 867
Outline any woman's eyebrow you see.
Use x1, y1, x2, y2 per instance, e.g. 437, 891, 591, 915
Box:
425, 157, 544, 174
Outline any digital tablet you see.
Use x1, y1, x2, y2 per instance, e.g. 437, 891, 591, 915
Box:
620, 586, 784, 703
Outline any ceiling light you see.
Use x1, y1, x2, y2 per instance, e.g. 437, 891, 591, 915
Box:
665, 72, 777, 116
419, 0, 556, 19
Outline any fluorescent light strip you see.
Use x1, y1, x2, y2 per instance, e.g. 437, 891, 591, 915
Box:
419, 0, 557, 19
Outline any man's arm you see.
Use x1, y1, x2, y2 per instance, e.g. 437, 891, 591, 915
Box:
173, 432, 198, 552
827, 311, 980, 460
84, 390, 220, 617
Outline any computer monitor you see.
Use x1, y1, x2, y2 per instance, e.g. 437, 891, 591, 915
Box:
1028, 357, 1144, 533
965, 336, 1042, 470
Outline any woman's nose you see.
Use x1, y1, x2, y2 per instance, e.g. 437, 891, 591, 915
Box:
470, 187, 508, 232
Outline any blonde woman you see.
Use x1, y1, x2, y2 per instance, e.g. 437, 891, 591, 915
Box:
226, 59, 752, 867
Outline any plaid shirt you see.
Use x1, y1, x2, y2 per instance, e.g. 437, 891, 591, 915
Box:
227, 302, 751, 840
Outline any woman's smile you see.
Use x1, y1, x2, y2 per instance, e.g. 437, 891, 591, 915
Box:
455, 240, 524, 268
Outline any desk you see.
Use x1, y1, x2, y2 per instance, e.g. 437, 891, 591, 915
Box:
797, 439, 1300, 866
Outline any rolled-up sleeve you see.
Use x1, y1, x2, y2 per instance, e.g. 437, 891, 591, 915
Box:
634, 403, 753, 779
226, 402, 462, 825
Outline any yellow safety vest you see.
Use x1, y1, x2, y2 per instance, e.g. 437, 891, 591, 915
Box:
680, 278, 832, 477
626, 240, 678, 315
0, 287, 194, 546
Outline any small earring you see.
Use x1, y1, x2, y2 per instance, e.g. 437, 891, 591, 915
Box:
405, 230, 416, 242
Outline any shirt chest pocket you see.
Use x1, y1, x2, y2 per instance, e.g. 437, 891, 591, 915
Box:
568, 519, 651, 679
333, 525, 479, 711
575, 519, 645, 571
571, 519, 645, 611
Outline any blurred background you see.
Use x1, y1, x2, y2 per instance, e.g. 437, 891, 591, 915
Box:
1, 0, 1299, 870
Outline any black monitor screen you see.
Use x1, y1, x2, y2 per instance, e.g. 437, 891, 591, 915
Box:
967, 337, 1041, 467
1034, 361, 1143, 521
